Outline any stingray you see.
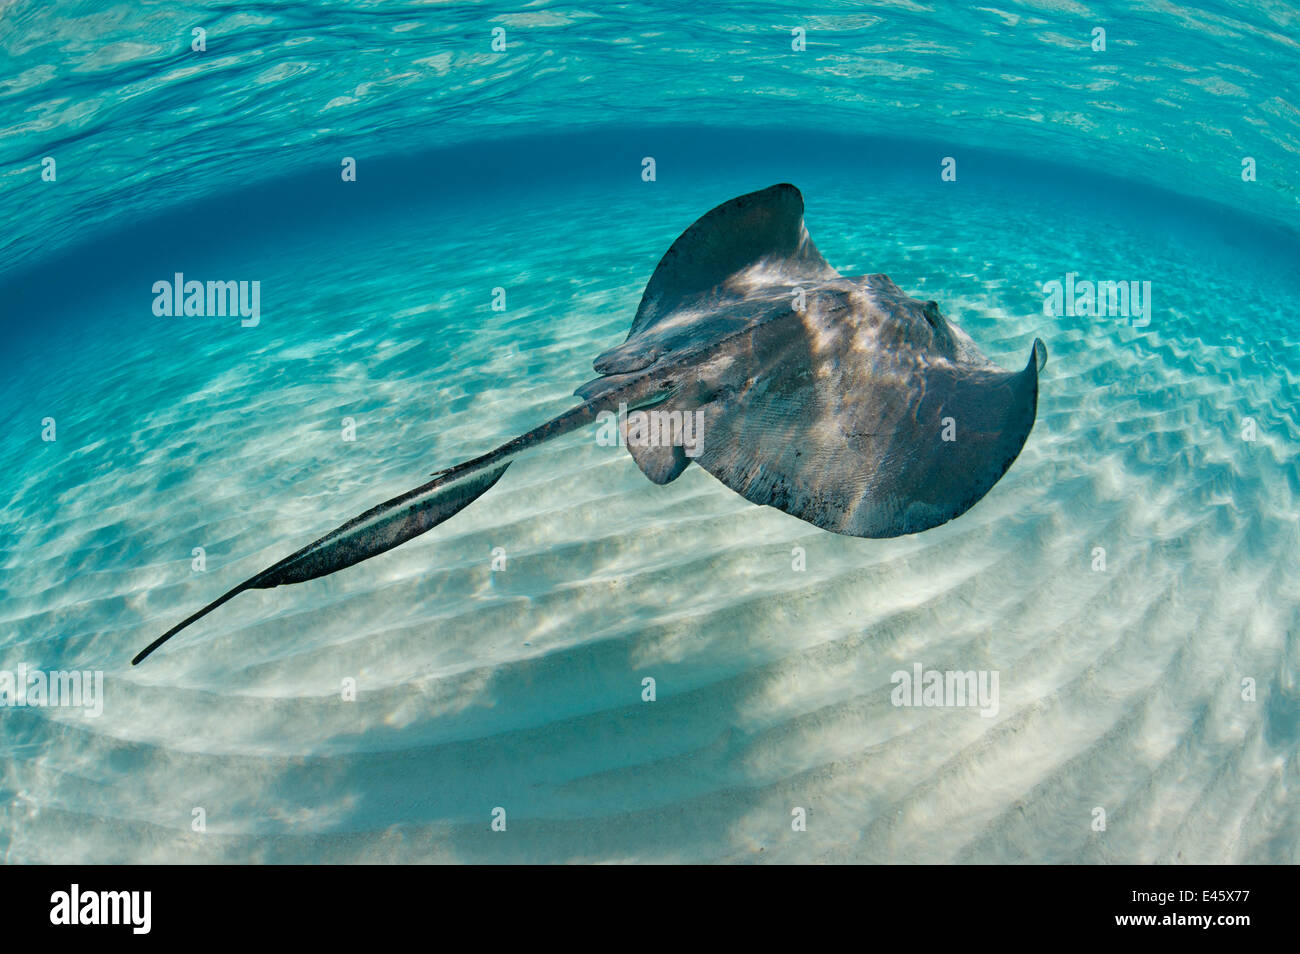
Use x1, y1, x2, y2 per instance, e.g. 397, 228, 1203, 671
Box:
132, 183, 1046, 664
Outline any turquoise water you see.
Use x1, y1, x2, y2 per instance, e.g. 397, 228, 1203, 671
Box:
1, 2, 1298, 863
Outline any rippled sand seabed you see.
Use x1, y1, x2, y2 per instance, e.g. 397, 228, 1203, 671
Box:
1, 164, 1296, 863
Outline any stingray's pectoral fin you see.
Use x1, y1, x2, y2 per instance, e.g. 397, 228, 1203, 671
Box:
131, 461, 511, 665
671, 334, 1046, 539
1032, 336, 1048, 373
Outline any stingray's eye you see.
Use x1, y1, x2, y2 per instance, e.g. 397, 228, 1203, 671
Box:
922, 300, 942, 327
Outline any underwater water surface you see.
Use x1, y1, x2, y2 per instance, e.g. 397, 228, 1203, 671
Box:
0, 2, 1298, 864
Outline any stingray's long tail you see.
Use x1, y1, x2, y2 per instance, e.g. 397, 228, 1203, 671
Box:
132, 399, 609, 665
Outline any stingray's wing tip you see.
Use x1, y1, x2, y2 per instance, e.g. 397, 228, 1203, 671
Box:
1031, 337, 1048, 373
